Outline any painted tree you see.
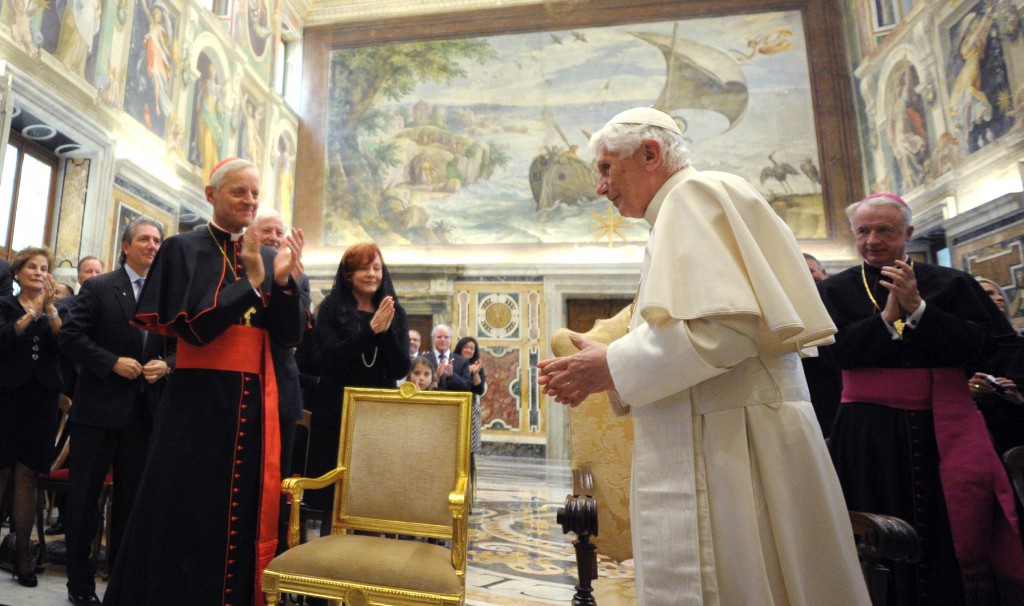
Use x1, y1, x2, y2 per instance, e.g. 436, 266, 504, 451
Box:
325, 39, 496, 241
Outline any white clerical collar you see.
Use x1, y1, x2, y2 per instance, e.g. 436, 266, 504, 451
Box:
644, 165, 696, 227
209, 220, 244, 242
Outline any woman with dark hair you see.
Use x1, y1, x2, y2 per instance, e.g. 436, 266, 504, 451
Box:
454, 336, 486, 504
970, 276, 1024, 458
307, 243, 409, 530
0, 246, 62, 587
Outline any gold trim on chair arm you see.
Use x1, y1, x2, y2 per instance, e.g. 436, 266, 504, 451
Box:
282, 467, 348, 549
448, 476, 468, 511
449, 475, 469, 577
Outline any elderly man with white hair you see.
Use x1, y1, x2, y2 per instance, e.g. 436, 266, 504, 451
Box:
538, 107, 867, 605
818, 193, 1024, 605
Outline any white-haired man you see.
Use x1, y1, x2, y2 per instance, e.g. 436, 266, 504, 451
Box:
818, 192, 1024, 604
538, 107, 868, 605
104, 158, 307, 606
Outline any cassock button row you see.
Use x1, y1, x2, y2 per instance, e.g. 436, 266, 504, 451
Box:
228, 559, 236, 564
231, 530, 237, 536
233, 487, 240, 492
229, 545, 236, 550
32, 345, 38, 351
234, 473, 240, 478
32, 336, 39, 342
31, 354, 38, 360
239, 432, 246, 437
236, 459, 242, 465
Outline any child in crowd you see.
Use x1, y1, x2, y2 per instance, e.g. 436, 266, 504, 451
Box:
407, 356, 437, 391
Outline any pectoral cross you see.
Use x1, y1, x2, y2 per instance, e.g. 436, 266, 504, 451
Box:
894, 318, 906, 338
243, 307, 257, 327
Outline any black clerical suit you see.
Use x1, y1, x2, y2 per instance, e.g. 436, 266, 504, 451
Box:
273, 272, 311, 553
0, 259, 12, 297
426, 350, 471, 391
58, 266, 174, 599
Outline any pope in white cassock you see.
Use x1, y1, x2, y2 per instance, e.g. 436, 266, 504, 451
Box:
537, 107, 869, 605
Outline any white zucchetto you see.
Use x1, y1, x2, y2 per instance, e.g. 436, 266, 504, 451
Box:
606, 107, 683, 136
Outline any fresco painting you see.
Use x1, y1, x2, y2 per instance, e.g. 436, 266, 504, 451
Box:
322, 11, 826, 248
123, 0, 176, 137
1, 0, 108, 84
188, 51, 228, 179
946, 1, 1013, 155
884, 61, 931, 193
274, 133, 295, 222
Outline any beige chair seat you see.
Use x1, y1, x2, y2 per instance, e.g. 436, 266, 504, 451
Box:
266, 534, 462, 596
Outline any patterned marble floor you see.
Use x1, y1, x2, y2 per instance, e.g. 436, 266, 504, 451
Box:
0, 455, 633, 605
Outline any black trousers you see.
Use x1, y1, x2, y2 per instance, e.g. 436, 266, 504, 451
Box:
65, 404, 150, 596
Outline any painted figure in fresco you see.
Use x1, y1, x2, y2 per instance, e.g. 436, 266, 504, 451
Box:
7, 0, 42, 57
276, 136, 294, 222
53, 0, 101, 77
238, 96, 263, 165
140, 0, 173, 120
950, 8, 998, 153
189, 59, 224, 179
887, 64, 929, 191
247, 0, 271, 57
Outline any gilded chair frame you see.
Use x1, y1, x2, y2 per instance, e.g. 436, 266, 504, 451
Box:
262, 383, 473, 605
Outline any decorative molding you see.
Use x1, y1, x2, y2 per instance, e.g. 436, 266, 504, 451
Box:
303, 0, 544, 27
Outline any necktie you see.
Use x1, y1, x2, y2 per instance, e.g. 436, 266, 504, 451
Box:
134, 278, 147, 348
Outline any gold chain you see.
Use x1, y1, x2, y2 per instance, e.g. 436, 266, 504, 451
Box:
207, 224, 239, 280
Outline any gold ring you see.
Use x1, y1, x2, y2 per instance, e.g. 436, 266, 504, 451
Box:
973, 383, 980, 389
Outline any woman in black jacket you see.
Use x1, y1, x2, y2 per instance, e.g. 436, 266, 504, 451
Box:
0, 247, 62, 587
306, 243, 409, 531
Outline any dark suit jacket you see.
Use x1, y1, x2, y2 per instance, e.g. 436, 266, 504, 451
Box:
0, 295, 63, 390
271, 273, 311, 423
0, 259, 12, 297
58, 267, 175, 429
426, 350, 471, 391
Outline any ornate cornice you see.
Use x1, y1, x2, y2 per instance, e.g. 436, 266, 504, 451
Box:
303, 0, 545, 28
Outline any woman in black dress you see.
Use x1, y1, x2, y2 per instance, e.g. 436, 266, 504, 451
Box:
0, 247, 62, 587
455, 336, 486, 507
307, 243, 409, 530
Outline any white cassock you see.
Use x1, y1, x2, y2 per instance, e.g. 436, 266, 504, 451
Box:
605, 166, 870, 606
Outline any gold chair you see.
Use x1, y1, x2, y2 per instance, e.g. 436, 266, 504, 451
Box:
261, 382, 473, 606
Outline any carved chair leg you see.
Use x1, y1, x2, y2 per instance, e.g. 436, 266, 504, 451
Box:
572, 535, 598, 606
264, 588, 280, 606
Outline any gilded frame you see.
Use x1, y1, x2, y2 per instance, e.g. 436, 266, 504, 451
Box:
295, 0, 861, 260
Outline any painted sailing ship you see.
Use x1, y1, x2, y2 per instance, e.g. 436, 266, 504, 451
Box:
528, 24, 749, 213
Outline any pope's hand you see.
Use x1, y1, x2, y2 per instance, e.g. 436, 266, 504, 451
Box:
537, 332, 614, 407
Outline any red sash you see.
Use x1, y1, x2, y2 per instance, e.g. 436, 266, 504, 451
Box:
842, 368, 1024, 584
176, 324, 281, 599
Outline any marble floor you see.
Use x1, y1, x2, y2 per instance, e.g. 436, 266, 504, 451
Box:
0, 455, 633, 605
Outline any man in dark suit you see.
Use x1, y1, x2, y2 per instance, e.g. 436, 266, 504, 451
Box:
246, 210, 312, 554
426, 324, 471, 391
46, 256, 105, 537
0, 258, 12, 296
58, 218, 174, 606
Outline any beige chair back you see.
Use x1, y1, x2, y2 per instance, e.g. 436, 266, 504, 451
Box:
332, 383, 472, 537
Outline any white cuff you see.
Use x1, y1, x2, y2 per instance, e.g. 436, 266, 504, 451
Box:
607, 319, 727, 408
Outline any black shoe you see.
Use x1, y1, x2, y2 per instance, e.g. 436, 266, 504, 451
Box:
68, 592, 101, 605
13, 569, 38, 587
45, 520, 65, 535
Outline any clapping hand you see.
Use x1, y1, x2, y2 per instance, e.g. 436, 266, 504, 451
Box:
437, 357, 454, 378
285, 228, 304, 282
241, 234, 265, 290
